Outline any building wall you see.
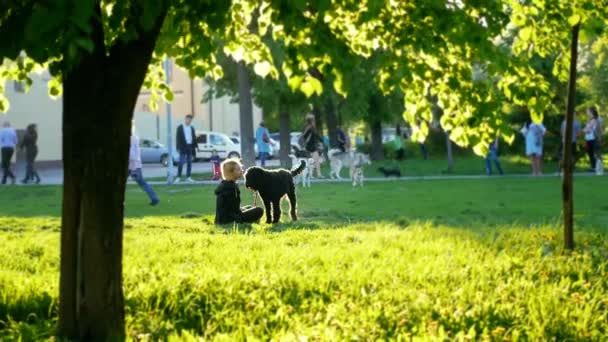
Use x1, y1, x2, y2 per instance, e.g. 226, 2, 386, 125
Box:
3, 71, 62, 161
4, 60, 263, 161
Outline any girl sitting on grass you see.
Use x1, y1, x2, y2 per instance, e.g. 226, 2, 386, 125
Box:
214, 159, 264, 225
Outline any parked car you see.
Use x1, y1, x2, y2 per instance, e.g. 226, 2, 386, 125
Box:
139, 139, 179, 166
195, 131, 241, 160
269, 132, 302, 155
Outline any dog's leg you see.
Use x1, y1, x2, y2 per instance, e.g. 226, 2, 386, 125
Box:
288, 187, 298, 220
263, 199, 273, 224
272, 199, 282, 223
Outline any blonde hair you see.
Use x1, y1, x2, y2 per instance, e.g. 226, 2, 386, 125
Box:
221, 158, 242, 180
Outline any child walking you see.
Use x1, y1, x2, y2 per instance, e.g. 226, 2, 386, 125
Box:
214, 159, 264, 225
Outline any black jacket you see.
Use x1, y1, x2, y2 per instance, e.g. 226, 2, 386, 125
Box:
215, 180, 242, 225
176, 124, 197, 153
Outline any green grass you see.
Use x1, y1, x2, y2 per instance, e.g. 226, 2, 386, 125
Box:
1, 177, 608, 340
152, 154, 599, 181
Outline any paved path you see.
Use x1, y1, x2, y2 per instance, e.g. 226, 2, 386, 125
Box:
10, 160, 602, 186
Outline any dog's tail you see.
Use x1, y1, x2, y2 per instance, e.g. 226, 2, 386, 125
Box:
291, 160, 306, 176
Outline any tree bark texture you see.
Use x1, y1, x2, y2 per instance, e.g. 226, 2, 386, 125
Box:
562, 23, 580, 250
312, 104, 324, 135
58, 4, 166, 341
370, 119, 384, 161
237, 61, 256, 167
445, 131, 454, 172
325, 98, 338, 148
279, 106, 291, 167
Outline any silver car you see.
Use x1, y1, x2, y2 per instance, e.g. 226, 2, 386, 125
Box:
139, 139, 179, 166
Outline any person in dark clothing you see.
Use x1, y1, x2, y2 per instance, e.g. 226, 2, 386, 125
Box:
337, 126, 347, 152
215, 159, 263, 225
175, 114, 197, 183
20, 123, 40, 184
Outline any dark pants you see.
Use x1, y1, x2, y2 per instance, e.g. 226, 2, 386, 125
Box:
240, 206, 264, 223
1, 147, 15, 184
586, 140, 596, 170
420, 143, 428, 160
485, 148, 503, 175
178, 148, 193, 177
24, 148, 40, 183
396, 148, 404, 161
130, 168, 159, 203
259, 152, 269, 167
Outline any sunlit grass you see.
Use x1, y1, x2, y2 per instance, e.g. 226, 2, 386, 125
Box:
1, 177, 607, 340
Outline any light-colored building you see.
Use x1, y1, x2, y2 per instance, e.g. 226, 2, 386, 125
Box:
3, 60, 262, 162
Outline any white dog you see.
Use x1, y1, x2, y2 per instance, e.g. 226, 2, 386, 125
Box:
352, 164, 364, 187
327, 149, 371, 180
289, 154, 314, 187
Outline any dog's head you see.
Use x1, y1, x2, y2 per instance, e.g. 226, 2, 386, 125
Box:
243, 166, 264, 191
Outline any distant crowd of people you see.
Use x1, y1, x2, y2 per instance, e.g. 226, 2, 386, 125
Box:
0, 121, 40, 185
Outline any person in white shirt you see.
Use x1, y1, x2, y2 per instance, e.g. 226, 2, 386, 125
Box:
129, 126, 159, 205
0, 121, 17, 184
521, 118, 547, 176
175, 114, 197, 183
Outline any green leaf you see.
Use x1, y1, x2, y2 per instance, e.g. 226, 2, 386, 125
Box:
253, 61, 272, 78
519, 27, 533, 42
568, 14, 581, 27
75, 38, 95, 54
300, 80, 315, 98
163, 88, 174, 102
48, 78, 62, 98
0, 96, 9, 112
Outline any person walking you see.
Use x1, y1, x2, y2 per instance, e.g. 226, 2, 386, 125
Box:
582, 106, 603, 173
255, 121, 272, 167
129, 128, 159, 206
521, 119, 546, 176
0, 121, 17, 185
20, 123, 40, 184
175, 114, 197, 183
485, 137, 504, 175
301, 114, 323, 178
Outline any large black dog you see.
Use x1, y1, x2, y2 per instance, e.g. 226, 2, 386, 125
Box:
244, 160, 306, 224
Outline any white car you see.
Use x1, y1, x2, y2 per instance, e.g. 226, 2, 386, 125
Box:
269, 132, 302, 155
195, 131, 275, 160
196, 131, 241, 160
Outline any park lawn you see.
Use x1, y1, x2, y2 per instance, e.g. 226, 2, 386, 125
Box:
149, 154, 598, 182
1, 177, 607, 340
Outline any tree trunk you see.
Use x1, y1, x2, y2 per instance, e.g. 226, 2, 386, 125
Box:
563, 23, 580, 250
325, 98, 338, 148
58, 5, 166, 341
237, 61, 256, 167
445, 131, 454, 172
312, 104, 324, 135
370, 120, 384, 161
279, 106, 291, 167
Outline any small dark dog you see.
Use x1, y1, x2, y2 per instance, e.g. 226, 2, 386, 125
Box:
378, 166, 401, 178
244, 160, 306, 224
